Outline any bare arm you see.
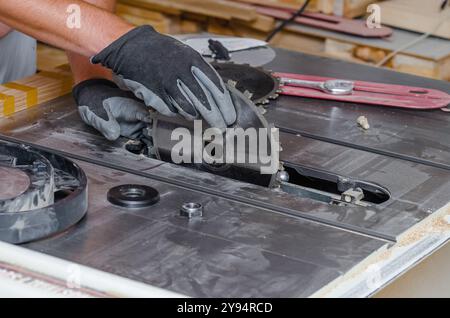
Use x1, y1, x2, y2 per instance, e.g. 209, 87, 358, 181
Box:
0, 0, 133, 57
1, 0, 237, 130
66, 0, 118, 84
0, 21, 11, 38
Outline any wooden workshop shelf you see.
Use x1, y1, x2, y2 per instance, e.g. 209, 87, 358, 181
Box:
233, 0, 378, 18
378, 0, 450, 40
115, 0, 450, 80
0, 64, 73, 118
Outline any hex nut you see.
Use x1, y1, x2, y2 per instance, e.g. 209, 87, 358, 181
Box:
180, 202, 203, 219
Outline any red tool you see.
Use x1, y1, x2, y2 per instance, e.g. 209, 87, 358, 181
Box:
256, 7, 393, 38
275, 72, 450, 110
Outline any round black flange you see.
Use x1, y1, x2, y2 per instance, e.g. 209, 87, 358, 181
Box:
107, 184, 160, 209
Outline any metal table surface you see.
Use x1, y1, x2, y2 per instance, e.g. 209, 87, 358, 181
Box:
1, 48, 450, 297
266, 49, 450, 171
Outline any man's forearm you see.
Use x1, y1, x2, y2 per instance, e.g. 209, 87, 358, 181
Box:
67, 0, 117, 84
0, 0, 133, 56
0, 21, 11, 38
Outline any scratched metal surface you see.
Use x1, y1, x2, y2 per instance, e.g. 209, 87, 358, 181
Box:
0, 98, 445, 242
19, 160, 385, 298
265, 49, 450, 171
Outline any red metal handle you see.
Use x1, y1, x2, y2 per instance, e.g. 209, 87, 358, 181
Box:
275, 72, 450, 110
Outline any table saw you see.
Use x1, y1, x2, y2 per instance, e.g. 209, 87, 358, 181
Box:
1, 45, 450, 298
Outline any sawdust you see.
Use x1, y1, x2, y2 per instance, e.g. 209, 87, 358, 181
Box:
397, 213, 450, 247
310, 244, 392, 297
312, 204, 450, 297
345, 246, 392, 282
357, 116, 370, 130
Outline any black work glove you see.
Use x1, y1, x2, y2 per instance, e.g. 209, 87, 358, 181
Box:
91, 26, 237, 129
73, 79, 151, 141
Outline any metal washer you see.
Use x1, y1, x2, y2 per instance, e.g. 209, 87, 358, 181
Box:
107, 184, 160, 209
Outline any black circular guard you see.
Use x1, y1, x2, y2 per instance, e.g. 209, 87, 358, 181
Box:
212, 62, 280, 104
0, 141, 88, 245
107, 184, 160, 209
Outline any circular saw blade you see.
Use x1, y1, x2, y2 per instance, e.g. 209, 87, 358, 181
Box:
150, 84, 279, 188
212, 62, 280, 105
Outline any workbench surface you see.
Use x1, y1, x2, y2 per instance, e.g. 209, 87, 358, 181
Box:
1, 47, 450, 297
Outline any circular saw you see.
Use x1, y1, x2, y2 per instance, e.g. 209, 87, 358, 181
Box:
141, 83, 280, 188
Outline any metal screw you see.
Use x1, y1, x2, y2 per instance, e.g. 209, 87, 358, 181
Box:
277, 170, 290, 183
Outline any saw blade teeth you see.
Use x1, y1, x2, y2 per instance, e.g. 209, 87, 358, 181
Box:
269, 94, 279, 100
214, 62, 281, 106
244, 90, 254, 99
227, 80, 237, 88
258, 107, 267, 115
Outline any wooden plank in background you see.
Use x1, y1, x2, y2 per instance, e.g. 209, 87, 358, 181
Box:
116, 3, 172, 32
379, 0, 450, 40
231, 0, 320, 11
120, 0, 258, 22
0, 67, 73, 118
234, 12, 275, 33
119, 0, 182, 15
284, 21, 450, 61
118, 0, 276, 33
232, 0, 381, 18
36, 45, 69, 72
230, 18, 450, 80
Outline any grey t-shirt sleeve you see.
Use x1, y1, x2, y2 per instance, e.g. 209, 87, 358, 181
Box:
0, 30, 36, 84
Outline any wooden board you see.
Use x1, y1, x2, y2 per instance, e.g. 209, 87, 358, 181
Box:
230, 18, 450, 81
119, 0, 258, 22
36, 44, 69, 72
273, 20, 450, 80
116, 3, 172, 32
232, 0, 380, 18
324, 38, 450, 80
379, 0, 450, 40
0, 67, 73, 118
119, 0, 276, 33
286, 23, 450, 61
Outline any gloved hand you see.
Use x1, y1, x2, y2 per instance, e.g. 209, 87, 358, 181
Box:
91, 25, 237, 129
73, 79, 152, 141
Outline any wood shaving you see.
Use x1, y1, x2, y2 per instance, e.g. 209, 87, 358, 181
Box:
357, 116, 370, 130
